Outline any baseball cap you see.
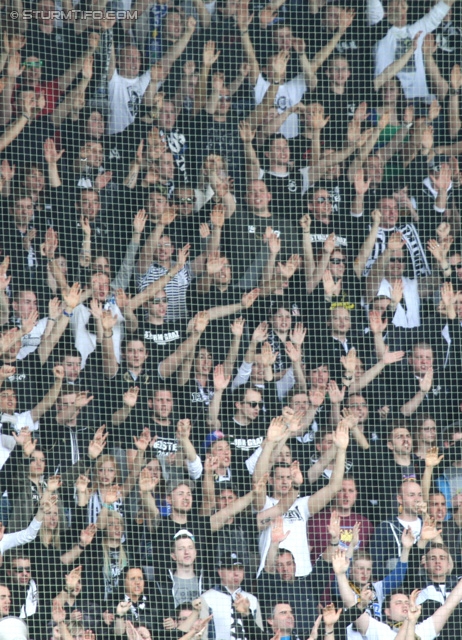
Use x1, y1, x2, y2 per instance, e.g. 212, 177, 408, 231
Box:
217, 552, 245, 568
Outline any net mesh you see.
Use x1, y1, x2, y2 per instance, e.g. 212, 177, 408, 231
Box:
0, 0, 461, 638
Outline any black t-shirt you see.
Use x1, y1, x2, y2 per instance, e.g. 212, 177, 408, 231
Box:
153, 512, 215, 572
138, 317, 188, 369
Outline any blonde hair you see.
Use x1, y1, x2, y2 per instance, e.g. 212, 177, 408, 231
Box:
39, 500, 66, 549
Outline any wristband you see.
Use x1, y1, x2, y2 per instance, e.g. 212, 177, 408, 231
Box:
449, 88, 461, 96
403, 121, 413, 130
48, 317, 56, 322
292, 483, 301, 490
103, 502, 115, 511
21, 113, 30, 121
78, 543, 85, 550
325, 631, 334, 636
116, 613, 126, 618
343, 375, 353, 381
273, 80, 280, 85
330, 541, 339, 546
62, 310, 73, 318
103, 332, 113, 338
241, 29, 248, 35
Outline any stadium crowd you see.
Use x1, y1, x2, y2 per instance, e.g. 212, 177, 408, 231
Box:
0, 0, 462, 638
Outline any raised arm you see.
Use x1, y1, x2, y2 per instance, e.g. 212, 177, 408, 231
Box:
307, 420, 348, 516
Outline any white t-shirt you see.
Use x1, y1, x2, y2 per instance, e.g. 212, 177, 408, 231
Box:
374, 1, 450, 100
377, 277, 420, 328
17, 317, 48, 360
108, 69, 157, 134
257, 494, 312, 577
0, 411, 39, 469
254, 73, 307, 138
352, 613, 437, 640
70, 300, 124, 367
200, 587, 261, 640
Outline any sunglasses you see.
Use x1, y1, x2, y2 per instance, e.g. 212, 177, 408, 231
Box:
315, 196, 331, 204
175, 197, 194, 204
152, 298, 167, 304
219, 95, 231, 102
389, 257, 405, 263
330, 258, 345, 265
243, 401, 262, 408
453, 263, 462, 269
25, 60, 43, 68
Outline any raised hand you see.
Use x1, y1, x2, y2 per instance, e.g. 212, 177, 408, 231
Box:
331, 549, 349, 575
203, 40, 220, 68
266, 416, 287, 443
139, 466, 159, 493
323, 270, 342, 298
123, 386, 140, 409
268, 515, 290, 547
252, 321, 268, 343
233, 592, 251, 616
425, 446, 444, 468
333, 420, 349, 451
289, 323, 306, 346
419, 368, 433, 393
328, 510, 341, 543
241, 288, 260, 309
299, 214, 311, 231
176, 419, 191, 440
213, 364, 230, 391
88, 425, 107, 459
21, 309, 39, 335
322, 603, 342, 627
133, 427, 152, 452
381, 347, 405, 366
46, 475, 62, 493
231, 316, 245, 337
239, 120, 255, 144
80, 523, 97, 547
193, 310, 209, 333
44, 138, 65, 164
327, 380, 345, 405
401, 525, 415, 549
369, 310, 387, 334
261, 341, 277, 367
133, 209, 147, 235
65, 565, 82, 591
309, 388, 325, 407
75, 474, 90, 494
290, 460, 303, 486
340, 347, 357, 376
62, 283, 82, 310
285, 341, 301, 363
420, 515, 442, 542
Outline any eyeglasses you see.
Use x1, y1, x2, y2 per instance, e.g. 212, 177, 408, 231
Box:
315, 197, 331, 204
389, 257, 405, 263
243, 401, 262, 408
219, 95, 231, 102
13, 567, 31, 573
152, 298, 167, 304
330, 258, 345, 265
175, 197, 194, 204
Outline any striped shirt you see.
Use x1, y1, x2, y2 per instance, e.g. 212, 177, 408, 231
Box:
137, 262, 193, 320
